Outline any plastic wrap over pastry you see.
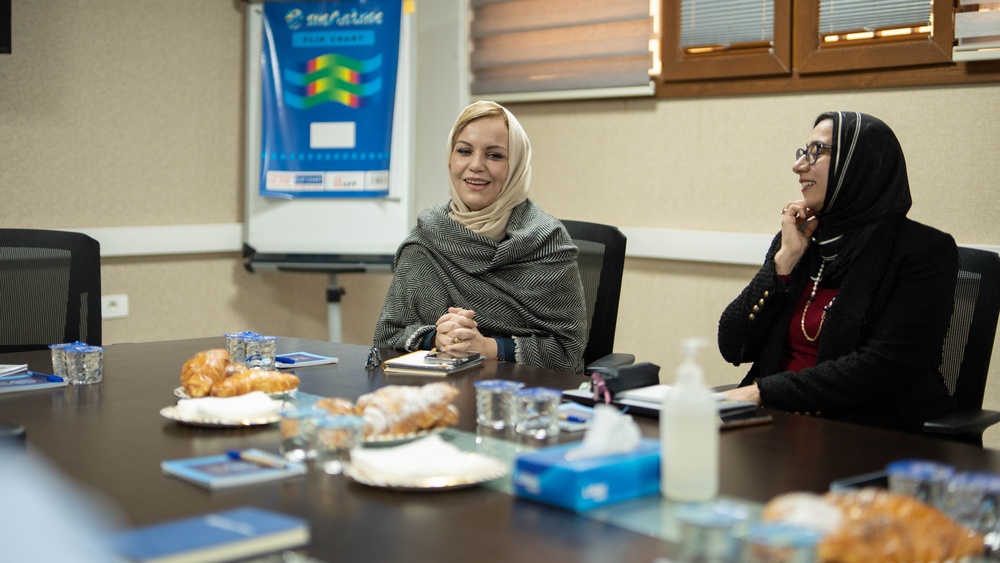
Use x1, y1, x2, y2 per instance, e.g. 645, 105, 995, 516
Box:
180, 349, 231, 398
209, 368, 299, 397
355, 383, 459, 437
763, 489, 984, 562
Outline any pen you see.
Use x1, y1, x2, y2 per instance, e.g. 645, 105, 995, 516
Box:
226, 449, 292, 469
558, 413, 590, 424
0, 371, 63, 382
28, 371, 64, 382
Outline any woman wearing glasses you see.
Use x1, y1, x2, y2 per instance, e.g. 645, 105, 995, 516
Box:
370, 101, 588, 373
718, 111, 958, 432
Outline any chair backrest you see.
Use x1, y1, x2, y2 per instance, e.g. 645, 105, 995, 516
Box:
0, 229, 102, 353
560, 220, 626, 367
939, 246, 1000, 411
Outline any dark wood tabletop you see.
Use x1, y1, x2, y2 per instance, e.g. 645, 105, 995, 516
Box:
3, 337, 1000, 562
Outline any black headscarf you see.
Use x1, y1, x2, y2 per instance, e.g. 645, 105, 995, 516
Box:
807, 111, 912, 286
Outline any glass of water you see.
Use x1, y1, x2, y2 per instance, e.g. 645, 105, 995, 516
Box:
886, 459, 955, 509
944, 471, 1000, 534
735, 522, 823, 563
245, 335, 277, 369
279, 406, 324, 462
512, 387, 562, 439
474, 379, 525, 429
224, 331, 258, 365
310, 414, 365, 475
49, 341, 84, 377
65, 345, 104, 385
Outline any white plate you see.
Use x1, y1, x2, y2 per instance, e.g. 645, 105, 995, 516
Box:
343, 455, 509, 491
173, 386, 297, 400
159, 405, 280, 428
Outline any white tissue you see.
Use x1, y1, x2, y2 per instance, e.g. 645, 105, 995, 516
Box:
565, 404, 641, 460
350, 435, 500, 479
175, 391, 281, 422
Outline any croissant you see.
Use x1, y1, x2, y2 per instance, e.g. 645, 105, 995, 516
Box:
763, 489, 984, 563
209, 368, 299, 397
180, 349, 231, 398
819, 489, 984, 563
356, 383, 459, 437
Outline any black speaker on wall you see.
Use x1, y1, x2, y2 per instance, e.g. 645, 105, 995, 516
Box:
0, 0, 10, 54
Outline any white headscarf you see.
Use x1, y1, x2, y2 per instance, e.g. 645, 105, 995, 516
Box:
446, 101, 531, 240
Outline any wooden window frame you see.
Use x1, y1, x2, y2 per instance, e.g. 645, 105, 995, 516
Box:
661, 0, 792, 81
656, 0, 1000, 98
793, 0, 954, 74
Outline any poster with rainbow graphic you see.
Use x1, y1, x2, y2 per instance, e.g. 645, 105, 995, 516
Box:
260, 1, 401, 198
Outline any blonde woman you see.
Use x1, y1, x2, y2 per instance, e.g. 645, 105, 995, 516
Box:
371, 101, 587, 374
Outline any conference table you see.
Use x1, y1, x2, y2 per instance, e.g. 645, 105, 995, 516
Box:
4, 337, 1000, 562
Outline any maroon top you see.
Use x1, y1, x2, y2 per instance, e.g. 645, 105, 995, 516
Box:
779, 274, 839, 372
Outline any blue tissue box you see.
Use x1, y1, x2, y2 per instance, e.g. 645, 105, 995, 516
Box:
512, 438, 661, 512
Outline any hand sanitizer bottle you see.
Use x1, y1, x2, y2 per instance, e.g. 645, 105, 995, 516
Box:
661, 338, 719, 501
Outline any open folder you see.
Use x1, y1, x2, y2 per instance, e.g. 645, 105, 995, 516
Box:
563, 384, 756, 415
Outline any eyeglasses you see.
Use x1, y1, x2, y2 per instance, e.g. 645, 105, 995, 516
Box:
795, 142, 833, 165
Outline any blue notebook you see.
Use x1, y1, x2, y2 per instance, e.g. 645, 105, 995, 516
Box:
108, 506, 310, 563
0, 371, 67, 394
161, 449, 306, 490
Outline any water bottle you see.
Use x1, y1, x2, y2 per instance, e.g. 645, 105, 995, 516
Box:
661, 338, 719, 501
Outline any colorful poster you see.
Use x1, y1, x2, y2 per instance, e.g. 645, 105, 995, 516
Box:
260, 1, 402, 198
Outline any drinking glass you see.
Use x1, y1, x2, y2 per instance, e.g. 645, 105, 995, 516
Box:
224, 331, 257, 365
279, 406, 324, 462
66, 345, 104, 385
944, 471, 1000, 533
735, 522, 822, 563
886, 459, 954, 509
49, 341, 84, 377
310, 414, 365, 475
512, 387, 562, 439
474, 379, 525, 429
675, 500, 752, 563
245, 335, 277, 369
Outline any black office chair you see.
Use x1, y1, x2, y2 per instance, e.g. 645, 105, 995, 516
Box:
0, 229, 102, 353
561, 220, 635, 373
923, 246, 1000, 446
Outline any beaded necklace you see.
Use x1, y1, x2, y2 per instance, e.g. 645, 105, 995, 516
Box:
801, 259, 836, 342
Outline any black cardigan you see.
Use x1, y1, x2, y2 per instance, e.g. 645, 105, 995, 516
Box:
718, 216, 958, 432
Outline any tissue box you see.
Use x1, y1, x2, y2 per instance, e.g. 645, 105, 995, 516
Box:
512, 438, 661, 512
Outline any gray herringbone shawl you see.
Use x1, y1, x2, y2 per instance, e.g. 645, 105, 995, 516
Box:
373, 200, 588, 374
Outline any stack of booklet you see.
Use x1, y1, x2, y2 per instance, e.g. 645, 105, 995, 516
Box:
0, 364, 67, 394
382, 350, 484, 376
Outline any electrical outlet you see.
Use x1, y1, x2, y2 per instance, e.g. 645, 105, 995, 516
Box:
101, 294, 129, 319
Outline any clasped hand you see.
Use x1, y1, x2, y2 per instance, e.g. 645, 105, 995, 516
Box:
774, 199, 820, 275
434, 307, 496, 358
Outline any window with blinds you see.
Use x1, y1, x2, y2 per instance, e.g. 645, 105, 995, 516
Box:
818, 0, 932, 45
468, 0, 657, 101
680, 0, 775, 53
662, 0, 791, 81
794, 0, 952, 73
954, 1, 1000, 61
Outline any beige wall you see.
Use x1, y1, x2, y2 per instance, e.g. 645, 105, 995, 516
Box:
3, 2, 1000, 445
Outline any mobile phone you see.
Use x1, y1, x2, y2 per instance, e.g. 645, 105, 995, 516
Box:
720, 409, 773, 429
425, 350, 482, 365
829, 470, 889, 492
